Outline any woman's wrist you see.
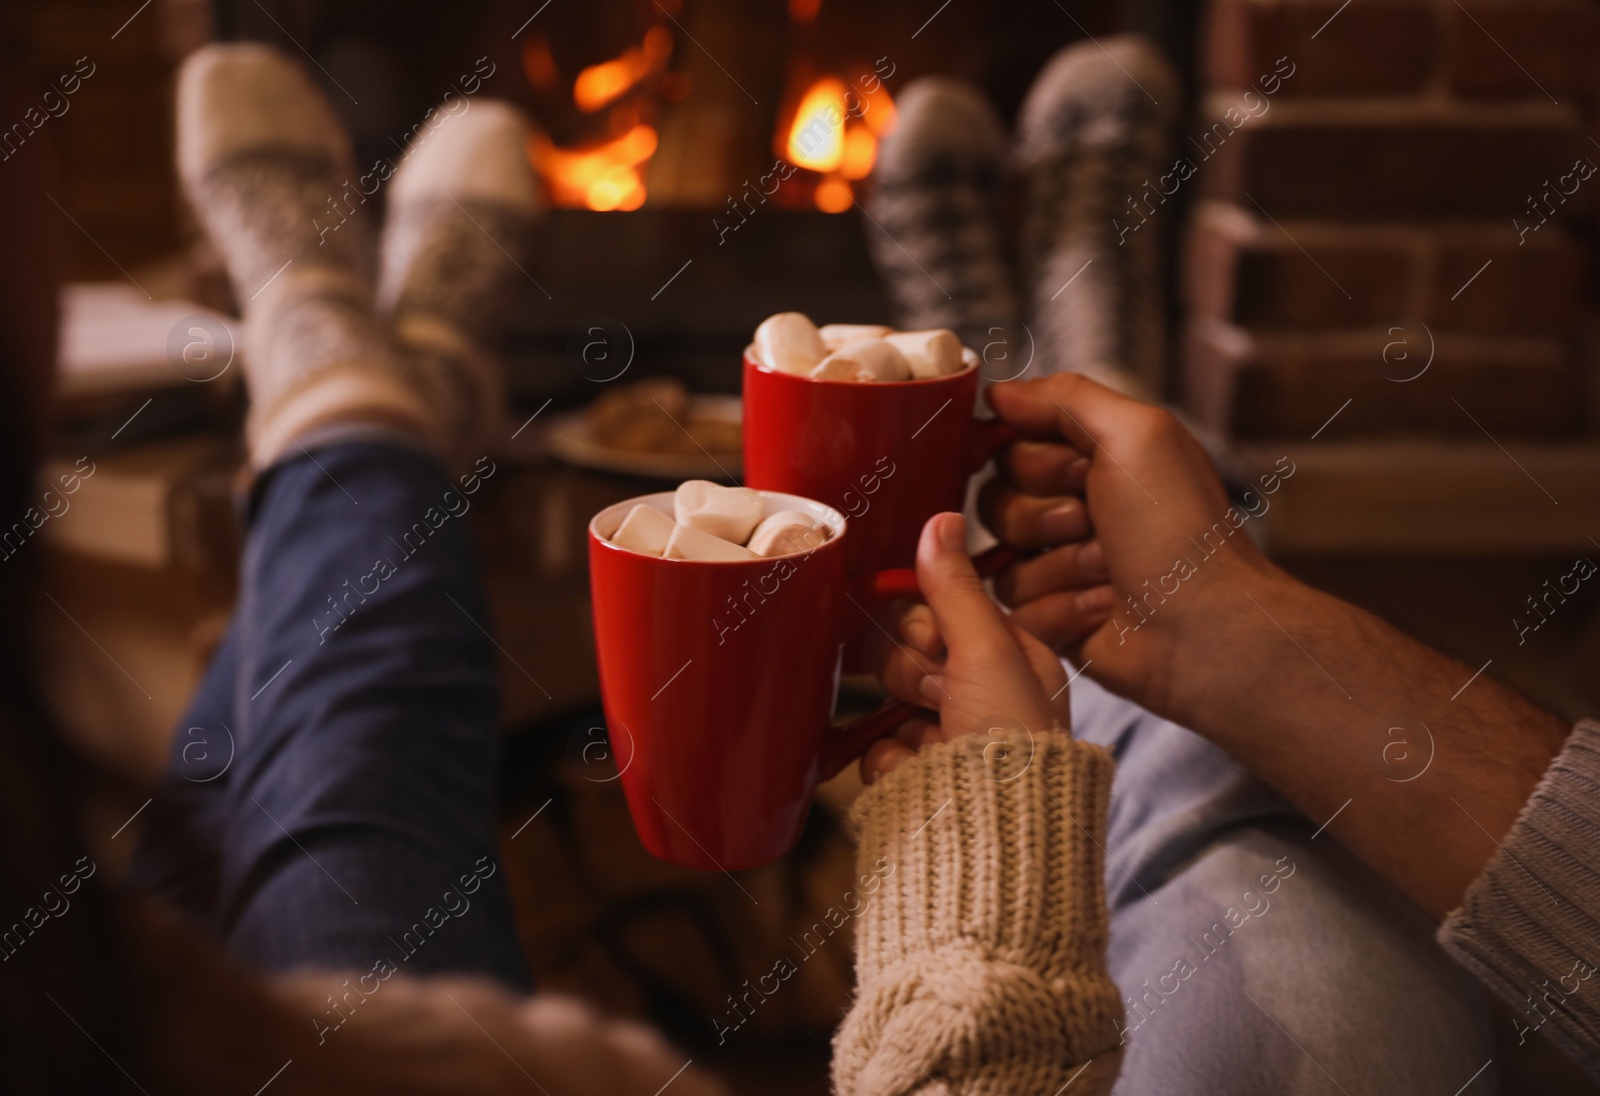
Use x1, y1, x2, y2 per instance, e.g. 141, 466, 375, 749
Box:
850, 731, 1115, 977
837, 731, 1124, 1096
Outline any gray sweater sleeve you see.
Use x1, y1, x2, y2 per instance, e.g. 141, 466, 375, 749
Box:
1438, 719, 1600, 1077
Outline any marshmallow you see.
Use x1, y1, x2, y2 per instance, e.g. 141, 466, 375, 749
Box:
885, 329, 964, 379
609, 503, 675, 557
674, 480, 763, 544
819, 323, 892, 350
811, 338, 913, 382
663, 523, 758, 562
747, 510, 830, 557
754, 312, 827, 375
809, 355, 860, 381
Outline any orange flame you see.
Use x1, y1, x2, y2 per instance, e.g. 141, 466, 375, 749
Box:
839, 123, 876, 180
573, 26, 673, 113
531, 124, 656, 211
815, 176, 852, 213
530, 27, 675, 210
784, 75, 896, 211
786, 78, 848, 173
861, 80, 897, 135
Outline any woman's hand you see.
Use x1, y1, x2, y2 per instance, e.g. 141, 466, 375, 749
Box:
863, 512, 1070, 784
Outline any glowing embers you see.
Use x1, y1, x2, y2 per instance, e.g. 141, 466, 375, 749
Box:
530, 124, 657, 211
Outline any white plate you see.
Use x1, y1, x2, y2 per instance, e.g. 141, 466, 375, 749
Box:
543, 394, 743, 480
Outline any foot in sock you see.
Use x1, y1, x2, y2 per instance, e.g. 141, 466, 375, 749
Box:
177, 43, 434, 470
864, 77, 1022, 379
378, 100, 541, 464
177, 45, 540, 471
1014, 35, 1178, 400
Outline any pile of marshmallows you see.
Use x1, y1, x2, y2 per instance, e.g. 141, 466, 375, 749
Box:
750, 312, 974, 382
609, 480, 830, 562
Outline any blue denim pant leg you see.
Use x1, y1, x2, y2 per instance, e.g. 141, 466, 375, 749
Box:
1072, 675, 1497, 1095
131, 442, 528, 990
129, 622, 242, 927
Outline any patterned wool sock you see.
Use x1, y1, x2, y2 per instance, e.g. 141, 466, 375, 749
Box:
864, 77, 1022, 375
176, 43, 438, 470
1014, 36, 1179, 400
377, 100, 541, 465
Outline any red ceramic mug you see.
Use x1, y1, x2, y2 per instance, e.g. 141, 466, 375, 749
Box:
742, 351, 1015, 579
589, 489, 926, 870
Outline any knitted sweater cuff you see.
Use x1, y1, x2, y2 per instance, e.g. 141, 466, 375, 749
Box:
1438, 719, 1600, 1079
833, 731, 1123, 1096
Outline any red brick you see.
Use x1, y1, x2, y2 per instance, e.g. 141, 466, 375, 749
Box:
1186, 205, 1585, 335
1185, 204, 1415, 328
53, 65, 179, 275
1206, 0, 1438, 98
1201, 100, 1594, 219
1432, 231, 1584, 334
1448, 2, 1600, 102
1184, 321, 1585, 439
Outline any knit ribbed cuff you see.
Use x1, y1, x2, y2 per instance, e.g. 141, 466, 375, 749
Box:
834, 731, 1122, 1096
1439, 720, 1600, 1078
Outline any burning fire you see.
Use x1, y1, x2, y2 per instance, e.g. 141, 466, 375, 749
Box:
786, 79, 847, 173
573, 26, 672, 113
784, 75, 896, 212
526, 28, 673, 210
530, 124, 657, 211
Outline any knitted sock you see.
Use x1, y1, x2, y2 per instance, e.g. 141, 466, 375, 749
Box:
864, 77, 1021, 373
377, 100, 541, 466
176, 44, 435, 470
1015, 36, 1179, 400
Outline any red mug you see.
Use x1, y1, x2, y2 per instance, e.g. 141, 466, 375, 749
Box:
588, 489, 919, 870
741, 352, 1015, 579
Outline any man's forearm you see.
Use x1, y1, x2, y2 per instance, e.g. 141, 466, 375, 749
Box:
1169, 569, 1571, 918
977, 373, 1574, 917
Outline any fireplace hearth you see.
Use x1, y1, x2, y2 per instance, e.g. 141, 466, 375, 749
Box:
504, 207, 888, 406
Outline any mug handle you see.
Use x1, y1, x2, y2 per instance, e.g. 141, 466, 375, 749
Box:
866, 544, 1019, 600
819, 696, 926, 780
818, 544, 1022, 779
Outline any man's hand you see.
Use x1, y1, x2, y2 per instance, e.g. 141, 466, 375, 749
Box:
982, 373, 1285, 718
978, 443, 1114, 650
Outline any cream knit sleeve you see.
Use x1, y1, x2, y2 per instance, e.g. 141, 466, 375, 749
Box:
832, 730, 1124, 1096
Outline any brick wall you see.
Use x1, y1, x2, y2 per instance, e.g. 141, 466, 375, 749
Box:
14, 1, 193, 280
1183, 0, 1599, 440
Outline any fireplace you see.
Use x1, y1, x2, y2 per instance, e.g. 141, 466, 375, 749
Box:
210, 0, 1120, 403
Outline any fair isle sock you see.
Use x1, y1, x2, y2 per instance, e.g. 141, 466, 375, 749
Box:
864, 77, 1020, 366
1015, 36, 1179, 400
176, 43, 434, 469
377, 101, 541, 465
